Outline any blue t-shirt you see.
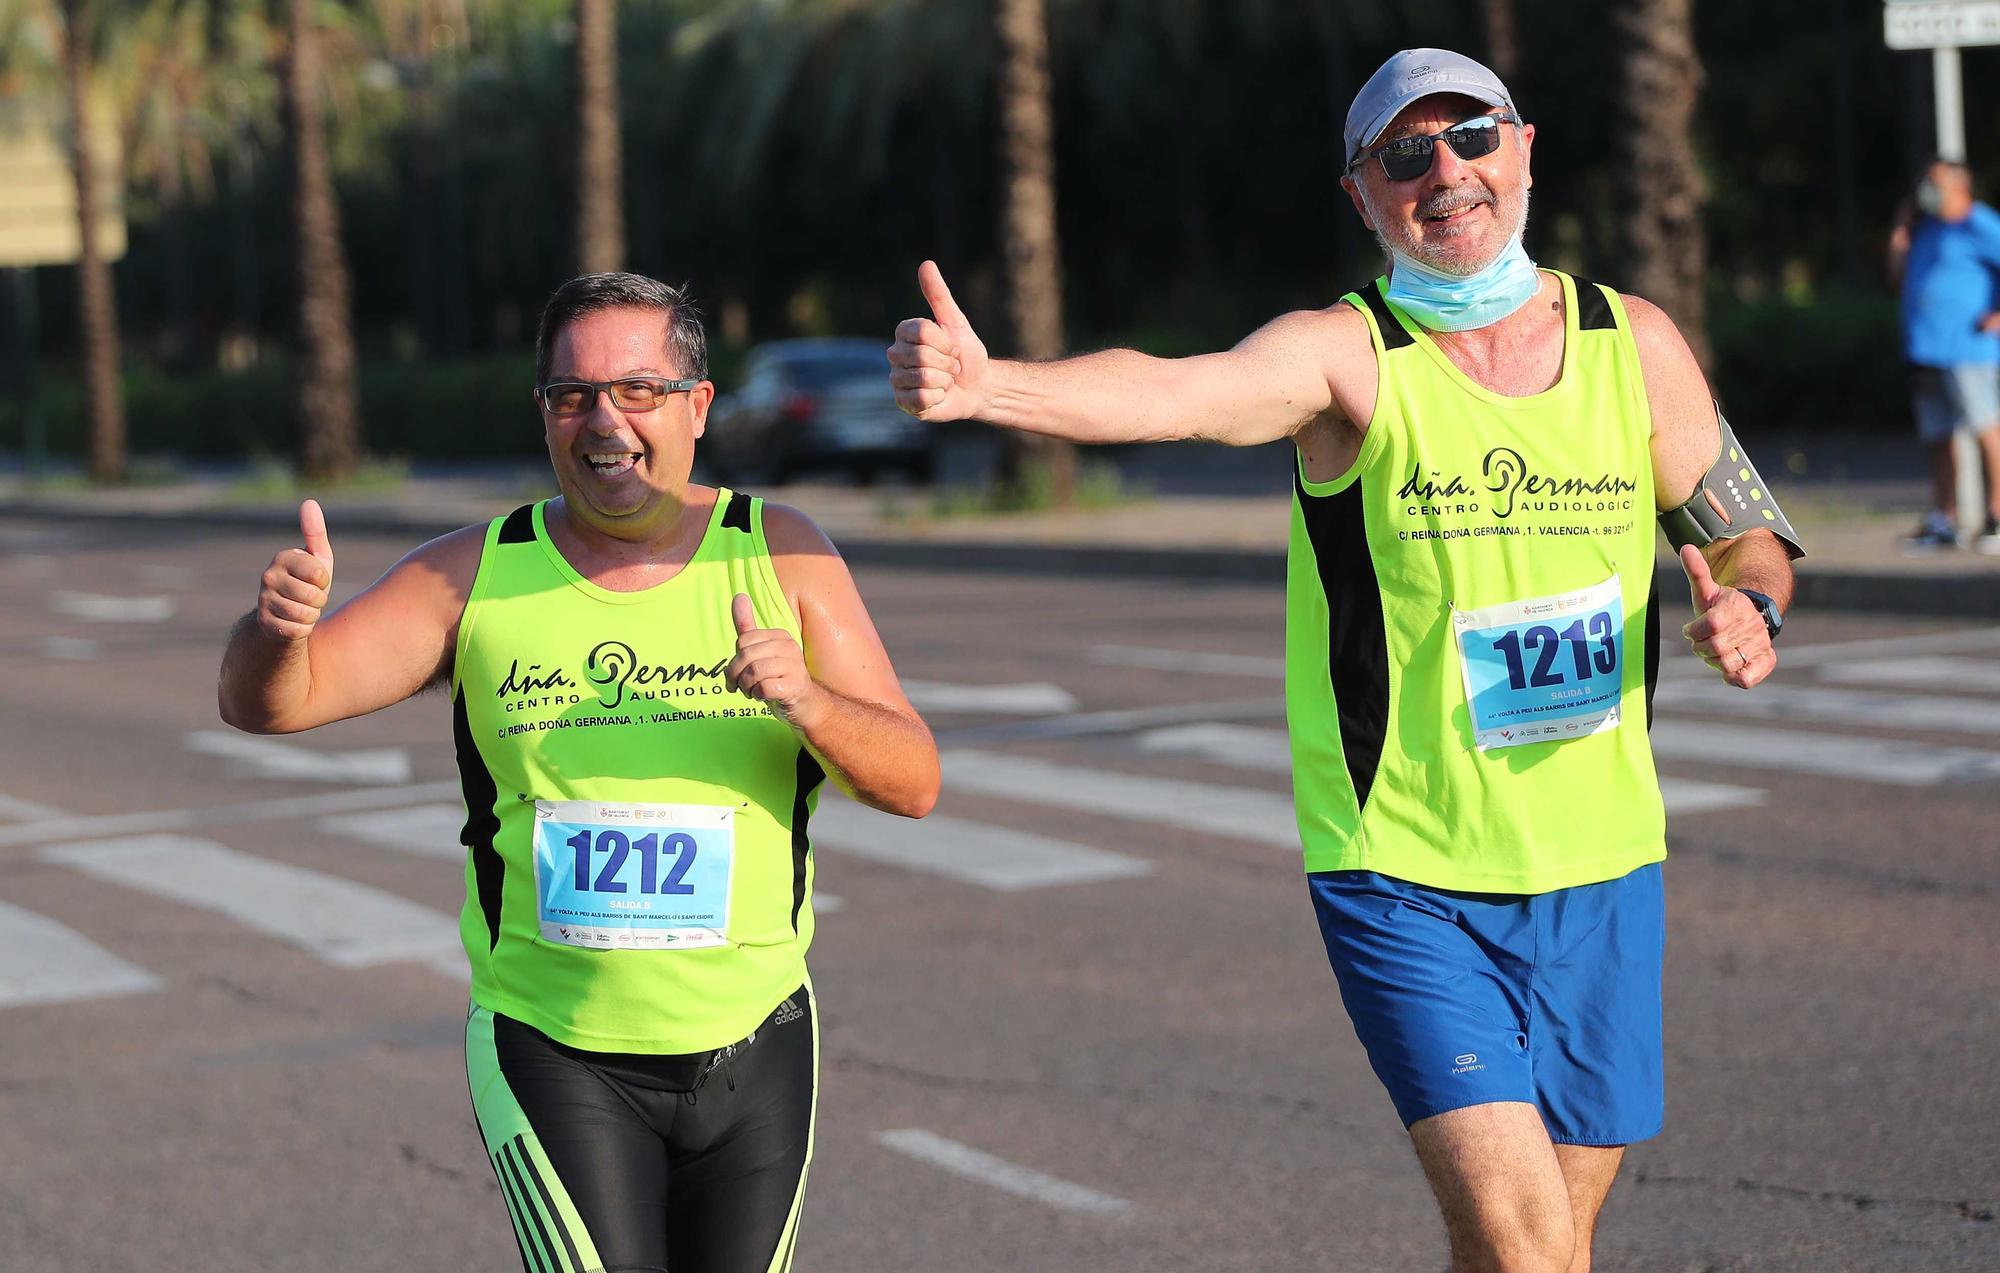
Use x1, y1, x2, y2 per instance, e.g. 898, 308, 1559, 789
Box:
1901, 203, 2000, 368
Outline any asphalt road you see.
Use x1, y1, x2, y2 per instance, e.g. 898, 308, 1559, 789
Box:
1, 516, 1995, 1272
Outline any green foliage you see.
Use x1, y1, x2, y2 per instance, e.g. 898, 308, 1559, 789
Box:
918, 458, 1151, 519
1707, 285, 1905, 438
0, 353, 551, 460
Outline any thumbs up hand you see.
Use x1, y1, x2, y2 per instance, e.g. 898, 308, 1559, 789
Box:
887, 260, 991, 421
1679, 544, 1770, 689
256, 500, 336, 642
725, 593, 822, 728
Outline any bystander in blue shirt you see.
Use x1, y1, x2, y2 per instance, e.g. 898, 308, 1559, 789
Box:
1901, 202, 2000, 368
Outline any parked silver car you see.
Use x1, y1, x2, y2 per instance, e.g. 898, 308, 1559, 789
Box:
704, 338, 936, 484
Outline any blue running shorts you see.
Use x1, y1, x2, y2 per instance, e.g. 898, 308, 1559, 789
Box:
1308, 864, 1664, 1145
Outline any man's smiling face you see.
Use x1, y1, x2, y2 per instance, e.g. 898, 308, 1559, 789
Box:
1343, 92, 1536, 277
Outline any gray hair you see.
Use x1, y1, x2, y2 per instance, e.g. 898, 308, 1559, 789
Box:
533, 272, 709, 385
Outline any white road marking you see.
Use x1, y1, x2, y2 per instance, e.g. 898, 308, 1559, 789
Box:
0, 781, 462, 850
1088, 644, 1285, 679
814, 798, 1151, 890
1134, 723, 1765, 816
940, 697, 1285, 746
52, 592, 173, 623
1649, 720, 2000, 786
1761, 624, 2000, 669
0, 899, 164, 1008
185, 731, 413, 785
39, 834, 462, 967
815, 892, 844, 913
1814, 655, 2000, 695
1657, 677, 2000, 736
876, 1129, 1133, 1217
42, 636, 98, 661
137, 564, 199, 588
942, 750, 1299, 848
0, 793, 71, 821
319, 804, 468, 861
901, 681, 1079, 715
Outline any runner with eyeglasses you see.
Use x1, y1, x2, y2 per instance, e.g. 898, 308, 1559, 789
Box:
888, 48, 1800, 1272
221, 271, 940, 1273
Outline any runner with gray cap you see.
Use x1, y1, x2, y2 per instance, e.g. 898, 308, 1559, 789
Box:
889, 44, 1801, 1271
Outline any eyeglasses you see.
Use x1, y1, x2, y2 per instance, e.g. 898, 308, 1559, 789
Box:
1349, 112, 1520, 182
535, 376, 703, 415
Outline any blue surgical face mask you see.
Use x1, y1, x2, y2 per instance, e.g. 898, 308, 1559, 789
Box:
1382, 236, 1540, 332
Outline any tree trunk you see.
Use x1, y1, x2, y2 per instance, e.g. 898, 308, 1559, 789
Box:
1615, 0, 1710, 369
284, 0, 362, 480
574, 0, 624, 274
59, 0, 126, 484
1480, 0, 1519, 81
994, 0, 1075, 505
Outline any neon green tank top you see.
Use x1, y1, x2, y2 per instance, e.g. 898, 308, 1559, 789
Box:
451, 492, 822, 1053
1286, 272, 1666, 894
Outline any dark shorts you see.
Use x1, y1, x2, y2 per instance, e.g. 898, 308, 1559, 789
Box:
465, 986, 818, 1273
1308, 865, 1664, 1146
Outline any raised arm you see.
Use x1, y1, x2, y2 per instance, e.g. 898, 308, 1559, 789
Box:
725, 505, 938, 818
887, 260, 1369, 448
1630, 296, 1796, 690
218, 500, 481, 733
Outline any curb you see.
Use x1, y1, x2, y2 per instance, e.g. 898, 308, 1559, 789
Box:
5, 500, 1997, 619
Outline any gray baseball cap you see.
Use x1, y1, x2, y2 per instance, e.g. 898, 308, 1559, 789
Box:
1344, 49, 1515, 171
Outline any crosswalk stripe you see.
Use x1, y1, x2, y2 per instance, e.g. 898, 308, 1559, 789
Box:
39, 834, 462, 968
876, 1129, 1134, 1217
1649, 720, 2000, 787
942, 750, 1299, 848
319, 805, 469, 861
901, 681, 1079, 715
0, 793, 70, 822
1087, 644, 1285, 679
814, 799, 1152, 890
0, 781, 463, 850
1657, 677, 2000, 736
0, 899, 164, 1008
1813, 655, 2000, 695
1133, 723, 1765, 816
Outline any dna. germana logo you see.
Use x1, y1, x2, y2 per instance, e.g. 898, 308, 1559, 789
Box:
583, 640, 730, 709
1399, 447, 1640, 520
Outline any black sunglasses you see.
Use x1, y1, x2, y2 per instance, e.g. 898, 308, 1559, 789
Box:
535, 376, 703, 415
1349, 112, 1520, 182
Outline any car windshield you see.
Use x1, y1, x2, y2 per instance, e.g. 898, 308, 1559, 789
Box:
773, 352, 885, 390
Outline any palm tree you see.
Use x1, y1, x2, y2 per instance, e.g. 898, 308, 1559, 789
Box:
1615, 0, 1709, 368
283, 0, 361, 480
994, 0, 1072, 504
58, 0, 127, 482
574, 0, 622, 273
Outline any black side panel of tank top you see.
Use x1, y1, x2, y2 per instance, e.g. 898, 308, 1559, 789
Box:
454, 688, 505, 950
1297, 473, 1390, 815
497, 504, 536, 544
790, 749, 825, 934
1353, 283, 1415, 350
721, 490, 754, 533
1570, 277, 1617, 331
1643, 574, 1662, 728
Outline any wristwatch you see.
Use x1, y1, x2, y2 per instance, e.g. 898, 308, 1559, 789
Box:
1738, 588, 1783, 641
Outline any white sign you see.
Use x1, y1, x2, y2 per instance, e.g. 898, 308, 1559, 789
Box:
1885, 0, 2000, 48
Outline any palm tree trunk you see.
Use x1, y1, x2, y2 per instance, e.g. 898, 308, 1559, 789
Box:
59, 0, 126, 483
1481, 0, 1519, 80
994, 0, 1074, 505
1615, 0, 1710, 369
574, 0, 625, 274
284, 0, 362, 481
